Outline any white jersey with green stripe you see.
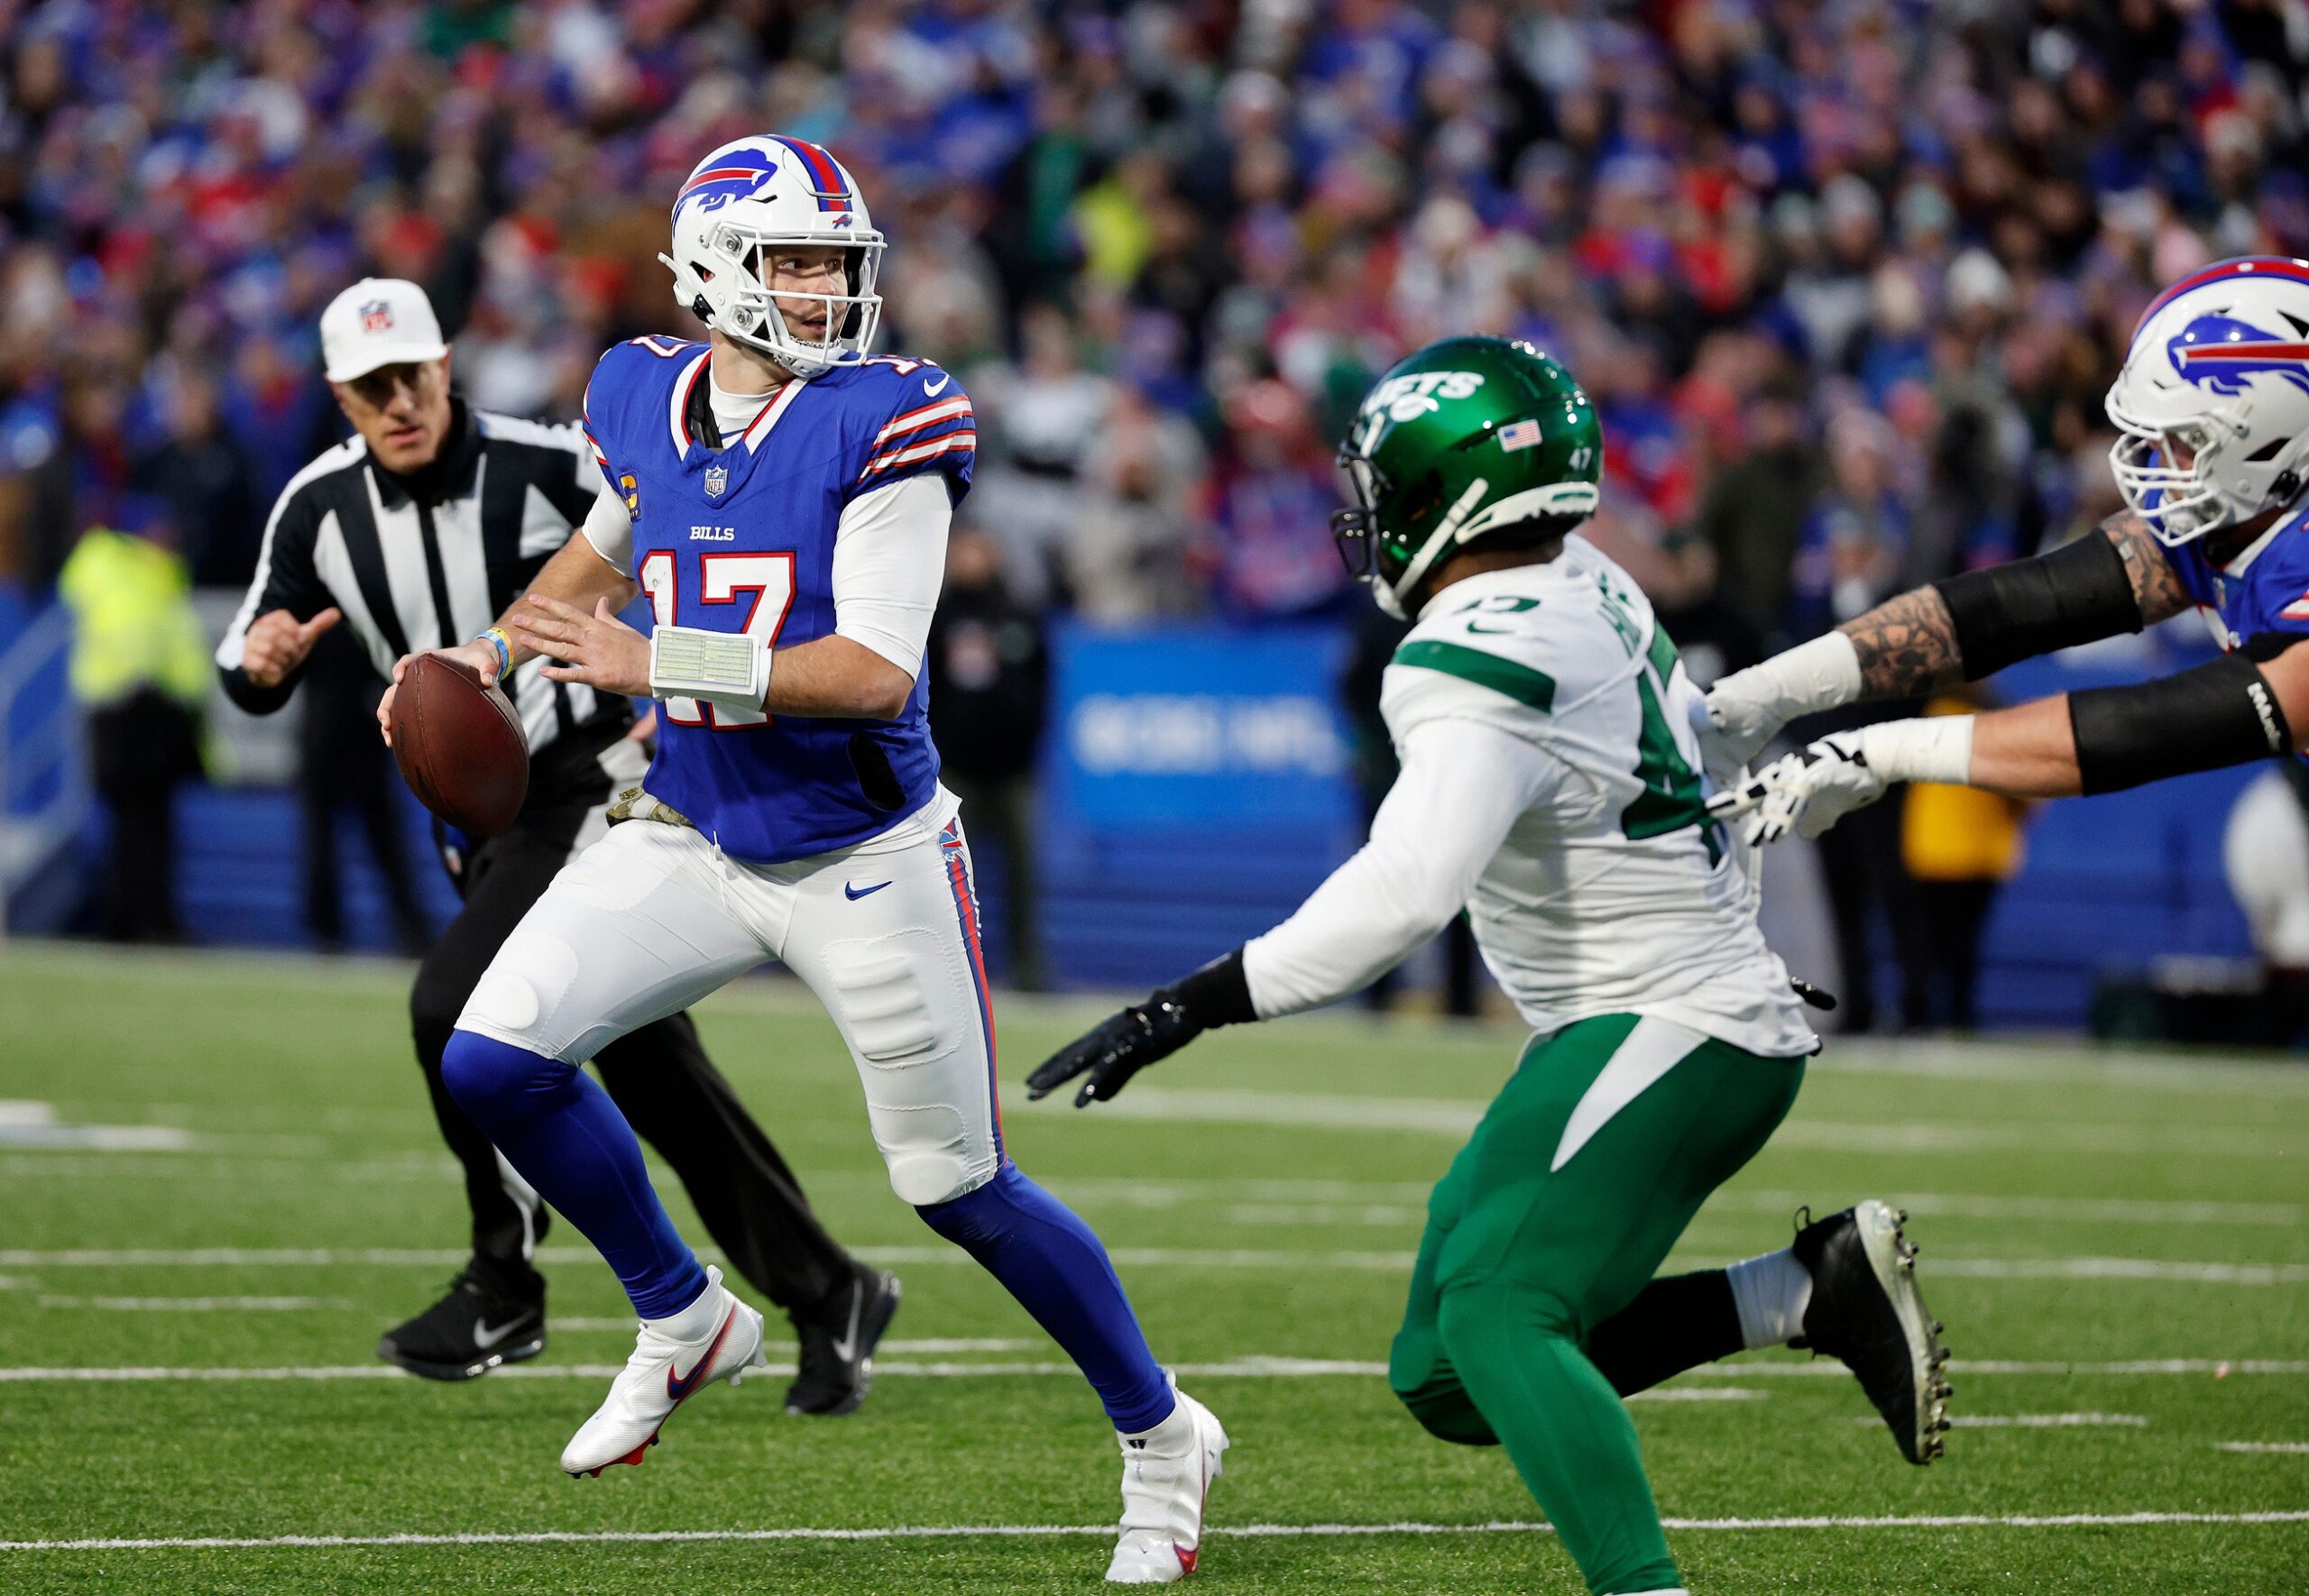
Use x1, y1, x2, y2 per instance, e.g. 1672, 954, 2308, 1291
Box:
1374, 538, 1813, 1057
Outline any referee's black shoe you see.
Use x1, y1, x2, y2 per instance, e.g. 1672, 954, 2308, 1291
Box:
786, 1262, 901, 1416
378, 1262, 547, 1381
1790, 1200, 1951, 1464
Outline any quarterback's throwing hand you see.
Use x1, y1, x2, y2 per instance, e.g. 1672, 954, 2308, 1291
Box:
1026, 995, 1201, 1108
1705, 730, 1887, 846
513, 594, 650, 698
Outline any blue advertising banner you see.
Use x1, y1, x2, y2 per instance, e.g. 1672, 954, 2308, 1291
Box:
1042, 619, 1359, 830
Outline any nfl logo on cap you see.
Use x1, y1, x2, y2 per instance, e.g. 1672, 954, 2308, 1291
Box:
704, 464, 729, 497
319, 277, 450, 383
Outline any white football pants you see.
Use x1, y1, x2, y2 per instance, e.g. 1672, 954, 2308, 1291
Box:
455, 803, 1005, 1207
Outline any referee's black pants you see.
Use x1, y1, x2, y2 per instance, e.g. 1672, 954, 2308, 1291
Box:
408, 799, 853, 1316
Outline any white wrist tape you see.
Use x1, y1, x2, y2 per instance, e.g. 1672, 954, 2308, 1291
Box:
1755, 631, 1864, 719
1857, 715, 1974, 785
649, 624, 770, 713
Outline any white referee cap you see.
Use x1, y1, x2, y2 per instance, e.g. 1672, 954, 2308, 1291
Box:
319, 277, 449, 382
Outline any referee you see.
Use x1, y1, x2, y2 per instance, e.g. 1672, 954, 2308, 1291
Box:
216, 279, 898, 1410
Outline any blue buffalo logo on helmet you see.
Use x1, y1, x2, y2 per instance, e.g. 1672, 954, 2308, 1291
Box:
2168, 314, 2309, 398
673, 151, 779, 216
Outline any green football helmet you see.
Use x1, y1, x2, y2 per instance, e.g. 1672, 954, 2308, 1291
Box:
1331, 335, 1604, 619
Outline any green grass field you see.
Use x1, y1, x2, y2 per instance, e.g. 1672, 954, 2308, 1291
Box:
2, 942, 2304, 1594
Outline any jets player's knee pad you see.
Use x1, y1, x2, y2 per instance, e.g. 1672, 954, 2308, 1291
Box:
1393, 1378, 1500, 1447
456, 927, 586, 1060
818, 933, 996, 1207
439, 1028, 576, 1132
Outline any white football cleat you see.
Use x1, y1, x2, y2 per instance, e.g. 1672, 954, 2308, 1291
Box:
1107, 1387, 1228, 1583
559, 1266, 768, 1478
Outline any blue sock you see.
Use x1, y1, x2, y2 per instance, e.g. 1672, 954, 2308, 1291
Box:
440, 1029, 706, 1319
917, 1163, 1174, 1432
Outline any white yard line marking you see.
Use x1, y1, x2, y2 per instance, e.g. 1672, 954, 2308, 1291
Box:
1916, 1258, 2309, 1285
2216, 1441, 2309, 1453
0, 1359, 1395, 1383
543, 1325, 1041, 1355
0, 1102, 193, 1152
5, 1243, 2303, 1285
0, 1359, 1760, 1389
32, 1296, 346, 1312
1853, 1413, 2148, 1429
1688, 1359, 2309, 1378
1026, 1087, 2306, 1159
5, 1510, 2306, 1554
5, 1353, 2303, 1384
1713, 1189, 2307, 1228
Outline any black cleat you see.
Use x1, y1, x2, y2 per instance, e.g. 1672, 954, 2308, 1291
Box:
1791, 1200, 1951, 1465
378, 1263, 547, 1381
786, 1262, 901, 1417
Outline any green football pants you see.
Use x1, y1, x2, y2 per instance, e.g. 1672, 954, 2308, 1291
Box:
1387, 1014, 1805, 1595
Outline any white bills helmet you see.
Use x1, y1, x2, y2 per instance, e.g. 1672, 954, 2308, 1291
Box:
658, 135, 885, 381
2107, 256, 2309, 546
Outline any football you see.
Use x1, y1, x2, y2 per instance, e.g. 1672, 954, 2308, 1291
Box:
388, 652, 529, 837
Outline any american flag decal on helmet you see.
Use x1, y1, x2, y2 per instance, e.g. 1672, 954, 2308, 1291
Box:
1498, 418, 1543, 453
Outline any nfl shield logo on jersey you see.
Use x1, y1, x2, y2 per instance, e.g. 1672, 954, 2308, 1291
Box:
704, 463, 729, 497
360, 299, 394, 334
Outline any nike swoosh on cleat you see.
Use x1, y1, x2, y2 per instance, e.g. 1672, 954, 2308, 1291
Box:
922, 371, 951, 396
844, 880, 891, 901
471, 1316, 524, 1351
830, 1284, 865, 1364
666, 1308, 737, 1403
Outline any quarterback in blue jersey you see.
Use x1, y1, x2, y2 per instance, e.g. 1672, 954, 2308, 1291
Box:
1694, 256, 2309, 839
376, 136, 1226, 1582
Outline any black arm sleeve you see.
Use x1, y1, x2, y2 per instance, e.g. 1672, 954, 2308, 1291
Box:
216, 486, 333, 716
1934, 529, 2143, 682
2067, 638, 2295, 796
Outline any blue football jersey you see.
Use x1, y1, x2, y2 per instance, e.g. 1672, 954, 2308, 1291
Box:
583, 336, 975, 862
2161, 495, 2309, 651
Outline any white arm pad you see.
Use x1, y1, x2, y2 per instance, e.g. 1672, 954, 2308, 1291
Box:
649, 624, 770, 713
1857, 714, 1975, 784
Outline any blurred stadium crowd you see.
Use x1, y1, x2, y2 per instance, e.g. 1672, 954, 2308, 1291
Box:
0, 0, 2303, 634
0, 0, 2304, 1022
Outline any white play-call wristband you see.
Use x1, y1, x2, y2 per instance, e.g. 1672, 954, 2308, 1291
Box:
649, 623, 771, 713
1857, 715, 1975, 785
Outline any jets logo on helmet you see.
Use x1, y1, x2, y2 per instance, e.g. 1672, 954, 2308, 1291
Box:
1332, 336, 1604, 619
2108, 256, 2309, 546
658, 134, 885, 381
1365, 370, 1486, 424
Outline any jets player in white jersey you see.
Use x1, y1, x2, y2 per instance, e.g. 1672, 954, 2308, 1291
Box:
1030, 338, 1948, 1596
379, 136, 1225, 1583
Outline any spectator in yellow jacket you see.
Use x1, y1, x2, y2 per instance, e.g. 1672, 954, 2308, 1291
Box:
1901, 691, 2028, 1032
56, 496, 209, 941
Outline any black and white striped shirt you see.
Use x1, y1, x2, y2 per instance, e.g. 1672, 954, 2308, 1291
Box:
216, 399, 638, 805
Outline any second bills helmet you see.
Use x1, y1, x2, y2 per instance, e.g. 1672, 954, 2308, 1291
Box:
2107, 256, 2309, 546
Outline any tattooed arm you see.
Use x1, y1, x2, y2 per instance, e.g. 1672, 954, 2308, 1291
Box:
1835, 511, 2189, 698
1701, 511, 2186, 768
1835, 585, 1963, 700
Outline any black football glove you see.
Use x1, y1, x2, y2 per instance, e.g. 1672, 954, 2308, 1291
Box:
1026, 949, 1255, 1108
